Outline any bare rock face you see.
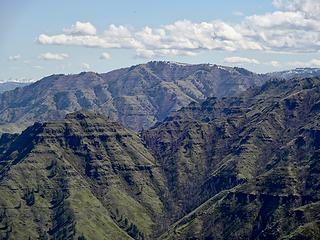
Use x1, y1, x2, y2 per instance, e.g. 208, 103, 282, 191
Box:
0, 61, 267, 133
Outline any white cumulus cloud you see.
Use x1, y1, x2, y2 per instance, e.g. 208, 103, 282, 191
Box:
38, 24, 142, 49
39, 52, 69, 61
269, 61, 282, 67
272, 0, 320, 18
63, 21, 97, 35
224, 56, 260, 64
37, 0, 320, 58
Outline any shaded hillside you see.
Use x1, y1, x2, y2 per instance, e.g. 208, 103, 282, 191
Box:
0, 61, 266, 133
0, 110, 170, 239
142, 77, 320, 239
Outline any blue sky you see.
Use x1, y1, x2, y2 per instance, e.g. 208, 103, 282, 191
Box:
1, 0, 319, 82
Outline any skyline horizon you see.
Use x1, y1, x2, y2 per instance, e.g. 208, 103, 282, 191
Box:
2, 60, 320, 83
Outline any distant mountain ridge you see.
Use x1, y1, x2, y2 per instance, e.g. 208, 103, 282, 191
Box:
1, 63, 320, 134
0, 82, 29, 93
0, 61, 267, 133
267, 67, 320, 80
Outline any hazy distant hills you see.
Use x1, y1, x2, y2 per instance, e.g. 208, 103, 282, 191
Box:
267, 67, 320, 80
0, 61, 267, 133
0, 82, 29, 93
0, 76, 319, 239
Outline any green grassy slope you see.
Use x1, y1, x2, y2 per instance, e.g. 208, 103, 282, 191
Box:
0, 110, 169, 239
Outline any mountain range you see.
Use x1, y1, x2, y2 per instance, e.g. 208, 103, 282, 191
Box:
0, 66, 319, 239
0, 61, 268, 133
268, 68, 320, 80
1, 62, 320, 134
0, 82, 29, 94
